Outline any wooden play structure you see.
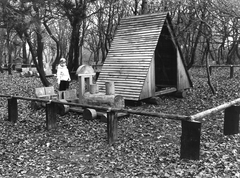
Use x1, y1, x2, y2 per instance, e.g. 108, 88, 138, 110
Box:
97, 12, 192, 101
31, 64, 125, 120
77, 66, 125, 120
2, 93, 240, 160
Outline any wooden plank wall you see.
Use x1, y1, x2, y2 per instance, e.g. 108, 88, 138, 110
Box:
97, 13, 168, 101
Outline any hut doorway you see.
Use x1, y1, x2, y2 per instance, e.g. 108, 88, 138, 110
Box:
155, 20, 177, 92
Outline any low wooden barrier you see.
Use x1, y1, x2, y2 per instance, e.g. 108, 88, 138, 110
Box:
209, 65, 240, 78
1, 94, 240, 160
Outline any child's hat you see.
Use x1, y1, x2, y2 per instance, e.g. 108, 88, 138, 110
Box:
60, 58, 66, 63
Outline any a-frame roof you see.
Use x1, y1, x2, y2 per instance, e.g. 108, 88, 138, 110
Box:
97, 12, 172, 100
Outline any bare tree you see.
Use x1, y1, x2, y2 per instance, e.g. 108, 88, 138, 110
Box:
3, 0, 51, 86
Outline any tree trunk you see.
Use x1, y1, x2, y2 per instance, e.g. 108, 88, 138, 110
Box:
217, 43, 224, 64
186, 21, 203, 70
0, 54, 3, 73
79, 19, 87, 66
24, 32, 51, 87
22, 40, 28, 64
6, 29, 12, 75
226, 42, 236, 64
142, 0, 148, 14
132, 0, 139, 15
43, 21, 61, 74
36, 30, 44, 70
205, 40, 216, 95
68, 23, 81, 72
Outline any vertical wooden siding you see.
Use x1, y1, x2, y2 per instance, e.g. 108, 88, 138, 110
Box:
97, 13, 168, 101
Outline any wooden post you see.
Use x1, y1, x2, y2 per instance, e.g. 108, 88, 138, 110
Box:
90, 84, 98, 94
56, 99, 70, 116
106, 81, 115, 95
58, 91, 65, 100
175, 90, 187, 98
8, 97, 18, 123
230, 65, 234, 78
46, 101, 57, 130
78, 75, 85, 103
107, 110, 117, 145
224, 106, 239, 135
83, 108, 97, 120
100, 113, 107, 123
181, 120, 201, 160
209, 66, 212, 75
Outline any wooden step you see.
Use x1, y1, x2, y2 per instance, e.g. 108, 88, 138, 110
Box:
155, 87, 177, 96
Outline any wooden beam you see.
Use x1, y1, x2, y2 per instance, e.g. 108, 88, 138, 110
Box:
112, 37, 159, 43
2, 95, 190, 121
208, 65, 240, 67
97, 82, 143, 87
100, 69, 149, 73
116, 29, 161, 36
116, 28, 161, 35
109, 49, 154, 53
122, 12, 166, 20
155, 87, 177, 96
97, 78, 144, 83
99, 74, 146, 79
107, 54, 153, 58
102, 66, 150, 70
190, 98, 240, 120
209, 65, 239, 78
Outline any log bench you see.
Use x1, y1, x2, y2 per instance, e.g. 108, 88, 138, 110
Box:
35, 86, 58, 100
31, 86, 58, 109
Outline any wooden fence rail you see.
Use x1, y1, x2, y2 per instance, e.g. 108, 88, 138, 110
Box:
209, 65, 240, 78
1, 94, 240, 160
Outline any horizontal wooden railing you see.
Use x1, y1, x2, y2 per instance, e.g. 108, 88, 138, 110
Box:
190, 98, 240, 120
1, 94, 240, 160
208, 65, 240, 78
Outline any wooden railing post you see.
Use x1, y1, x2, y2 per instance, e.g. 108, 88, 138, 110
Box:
230, 65, 234, 78
181, 120, 201, 160
209, 66, 212, 75
46, 101, 57, 130
8, 97, 18, 123
107, 110, 117, 145
224, 106, 239, 135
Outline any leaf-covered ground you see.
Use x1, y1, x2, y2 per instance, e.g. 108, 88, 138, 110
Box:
0, 67, 240, 177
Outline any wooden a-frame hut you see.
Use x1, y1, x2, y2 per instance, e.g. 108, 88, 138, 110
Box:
96, 12, 192, 101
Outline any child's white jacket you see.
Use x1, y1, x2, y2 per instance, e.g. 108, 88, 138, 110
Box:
57, 65, 71, 84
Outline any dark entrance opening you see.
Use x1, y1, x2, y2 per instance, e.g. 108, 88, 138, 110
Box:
155, 20, 177, 92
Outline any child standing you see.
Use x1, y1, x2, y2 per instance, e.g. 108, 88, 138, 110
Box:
57, 58, 71, 91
